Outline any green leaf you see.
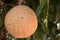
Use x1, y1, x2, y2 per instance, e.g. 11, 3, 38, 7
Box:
36, 0, 46, 17
41, 23, 49, 34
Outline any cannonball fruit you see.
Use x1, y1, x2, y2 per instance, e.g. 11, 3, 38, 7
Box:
5, 5, 38, 38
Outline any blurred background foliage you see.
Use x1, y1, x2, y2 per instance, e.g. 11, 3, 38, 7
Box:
0, 0, 60, 40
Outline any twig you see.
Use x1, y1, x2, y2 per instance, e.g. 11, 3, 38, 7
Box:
18, 0, 26, 5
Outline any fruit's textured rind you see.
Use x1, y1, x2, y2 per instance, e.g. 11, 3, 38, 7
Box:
5, 5, 38, 38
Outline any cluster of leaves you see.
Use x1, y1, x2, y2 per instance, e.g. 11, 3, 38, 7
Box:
0, 0, 60, 40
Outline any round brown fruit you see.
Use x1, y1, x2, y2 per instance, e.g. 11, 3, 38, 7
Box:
5, 5, 38, 38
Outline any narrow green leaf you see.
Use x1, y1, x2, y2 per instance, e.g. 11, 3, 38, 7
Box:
36, 0, 46, 17
42, 23, 49, 34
